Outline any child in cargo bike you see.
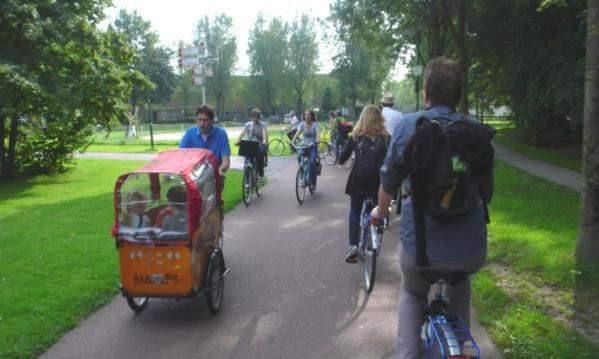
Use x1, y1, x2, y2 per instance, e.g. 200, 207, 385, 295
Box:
156, 186, 188, 234
120, 190, 151, 230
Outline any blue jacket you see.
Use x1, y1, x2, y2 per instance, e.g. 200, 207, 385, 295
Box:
380, 105, 487, 261
179, 125, 231, 166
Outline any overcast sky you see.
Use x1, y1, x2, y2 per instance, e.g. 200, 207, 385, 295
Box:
103, 0, 338, 75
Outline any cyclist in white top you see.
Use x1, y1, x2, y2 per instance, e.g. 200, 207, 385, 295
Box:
380, 93, 403, 135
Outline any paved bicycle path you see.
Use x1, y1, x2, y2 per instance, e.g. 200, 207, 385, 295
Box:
494, 143, 582, 193
43, 159, 502, 358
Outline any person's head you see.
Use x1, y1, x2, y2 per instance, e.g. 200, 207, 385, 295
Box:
126, 190, 148, 216
335, 110, 342, 118
328, 111, 335, 120
167, 186, 187, 211
353, 105, 390, 140
380, 93, 394, 108
423, 57, 462, 108
250, 108, 262, 122
290, 111, 296, 117
195, 104, 215, 134
302, 109, 316, 123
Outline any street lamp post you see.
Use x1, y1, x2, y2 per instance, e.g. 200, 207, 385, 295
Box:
411, 65, 423, 111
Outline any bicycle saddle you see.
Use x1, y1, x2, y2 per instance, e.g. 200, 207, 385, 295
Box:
419, 270, 468, 286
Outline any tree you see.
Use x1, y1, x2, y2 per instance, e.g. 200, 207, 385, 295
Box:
577, 0, 599, 263
330, 0, 397, 118
0, 1, 144, 176
320, 86, 336, 115
112, 9, 175, 118
247, 15, 288, 115
286, 15, 319, 115
196, 14, 238, 118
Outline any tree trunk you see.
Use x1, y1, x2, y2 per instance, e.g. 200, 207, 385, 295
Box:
457, 0, 470, 114
576, 0, 599, 263
6, 116, 18, 176
296, 90, 303, 119
0, 114, 5, 176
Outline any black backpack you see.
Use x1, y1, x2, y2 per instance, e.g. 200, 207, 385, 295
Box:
403, 116, 495, 266
354, 135, 387, 187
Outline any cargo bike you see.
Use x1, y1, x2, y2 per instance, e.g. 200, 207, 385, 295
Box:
111, 149, 227, 314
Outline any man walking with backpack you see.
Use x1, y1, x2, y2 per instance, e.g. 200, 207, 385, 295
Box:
371, 57, 494, 358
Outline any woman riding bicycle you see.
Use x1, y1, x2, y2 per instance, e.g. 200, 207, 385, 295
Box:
237, 108, 268, 177
292, 109, 320, 189
338, 105, 389, 263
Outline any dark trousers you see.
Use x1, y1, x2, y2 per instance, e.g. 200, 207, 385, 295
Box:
335, 131, 347, 162
306, 145, 318, 184
348, 193, 377, 246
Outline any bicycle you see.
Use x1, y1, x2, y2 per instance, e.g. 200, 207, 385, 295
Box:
293, 142, 319, 204
358, 199, 384, 293
268, 128, 298, 156
238, 140, 265, 206
323, 135, 354, 169
420, 271, 481, 359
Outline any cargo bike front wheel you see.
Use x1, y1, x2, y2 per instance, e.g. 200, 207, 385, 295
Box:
204, 249, 226, 314
126, 296, 149, 313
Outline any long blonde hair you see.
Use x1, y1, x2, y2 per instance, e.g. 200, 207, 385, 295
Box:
352, 105, 390, 140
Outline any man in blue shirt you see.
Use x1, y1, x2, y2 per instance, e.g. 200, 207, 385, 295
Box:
180, 104, 231, 177
372, 57, 489, 358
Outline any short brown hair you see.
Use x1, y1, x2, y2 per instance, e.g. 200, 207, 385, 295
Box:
423, 57, 462, 108
302, 109, 317, 121
195, 104, 215, 120
250, 108, 262, 118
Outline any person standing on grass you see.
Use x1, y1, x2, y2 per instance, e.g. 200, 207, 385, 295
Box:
180, 104, 231, 181
338, 105, 389, 263
371, 57, 493, 359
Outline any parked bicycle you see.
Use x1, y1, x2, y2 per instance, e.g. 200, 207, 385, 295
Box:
268, 128, 299, 156
293, 142, 320, 204
238, 140, 265, 206
420, 271, 480, 359
358, 199, 384, 293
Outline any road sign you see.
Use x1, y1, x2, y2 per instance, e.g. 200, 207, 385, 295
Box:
193, 64, 204, 76
181, 57, 199, 67
181, 47, 199, 57
192, 75, 203, 86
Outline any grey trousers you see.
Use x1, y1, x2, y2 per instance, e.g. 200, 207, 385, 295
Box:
396, 248, 486, 359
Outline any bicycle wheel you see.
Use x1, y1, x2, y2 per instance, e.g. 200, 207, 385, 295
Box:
295, 167, 305, 204
242, 166, 253, 206
325, 144, 336, 165
362, 227, 377, 293
204, 250, 225, 315
344, 154, 354, 169
126, 296, 149, 313
255, 170, 263, 197
268, 138, 285, 156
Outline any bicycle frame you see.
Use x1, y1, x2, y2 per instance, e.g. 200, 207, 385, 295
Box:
423, 280, 481, 359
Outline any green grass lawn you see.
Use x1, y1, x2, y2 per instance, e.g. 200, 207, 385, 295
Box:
88, 126, 293, 156
0, 160, 243, 358
487, 120, 582, 172
472, 161, 598, 358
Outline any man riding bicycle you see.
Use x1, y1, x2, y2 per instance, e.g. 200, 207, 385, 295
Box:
371, 57, 493, 359
180, 104, 231, 190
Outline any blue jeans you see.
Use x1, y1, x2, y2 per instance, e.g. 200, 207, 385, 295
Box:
306, 145, 318, 185
335, 131, 347, 162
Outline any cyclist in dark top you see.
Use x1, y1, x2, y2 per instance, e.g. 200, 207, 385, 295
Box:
338, 105, 390, 263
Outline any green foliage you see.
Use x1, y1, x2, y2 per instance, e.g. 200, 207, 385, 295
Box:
0, 1, 145, 176
196, 14, 238, 118
470, 0, 586, 146
286, 14, 320, 114
247, 15, 289, 115
329, 0, 398, 117
111, 9, 176, 110
320, 86, 336, 115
